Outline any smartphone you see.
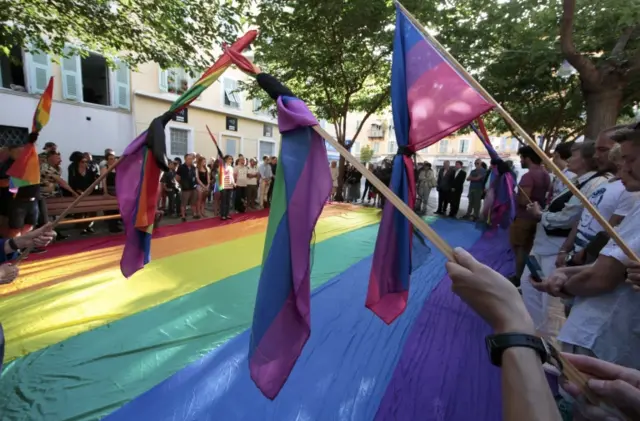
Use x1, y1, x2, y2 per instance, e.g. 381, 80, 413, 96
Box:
526, 255, 545, 283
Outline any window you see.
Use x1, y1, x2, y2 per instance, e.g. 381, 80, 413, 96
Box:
0, 46, 26, 90
79, 53, 110, 106
169, 127, 189, 156
226, 116, 238, 131
61, 49, 130, 109
259, 140, 275, 158
353, 141, 360, 154
253, 98, 262, 112
439, 139, 449, 153
500, 137, 507, 151
223, 78, 241, 109
263, 124, 273, 137
0, 46, 51, 94
225, 138, 238, 157
369, 123, 384, 138
372, 142, 380, 153
388, 140, 397, 153
0, 125, 29, 148
159, 67, 191, 95
459, 138, 469, 154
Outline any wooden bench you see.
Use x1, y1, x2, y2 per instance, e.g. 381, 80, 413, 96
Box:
46, 195, 121, 225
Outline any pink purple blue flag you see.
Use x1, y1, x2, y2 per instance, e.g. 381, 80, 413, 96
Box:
248, 73, 333, 399
366, 5, 494, 324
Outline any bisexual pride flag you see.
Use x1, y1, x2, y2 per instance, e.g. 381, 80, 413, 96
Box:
367, 5, 494, 324
248, 73, 332, 399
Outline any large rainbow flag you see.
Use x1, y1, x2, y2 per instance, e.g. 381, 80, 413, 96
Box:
0, 205, 517, 420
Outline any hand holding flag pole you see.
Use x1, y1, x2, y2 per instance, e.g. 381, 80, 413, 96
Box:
397, 1, 628, 407
395, 1, 638, 263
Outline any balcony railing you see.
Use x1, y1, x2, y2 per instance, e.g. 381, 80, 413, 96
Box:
368, 129, 385, 138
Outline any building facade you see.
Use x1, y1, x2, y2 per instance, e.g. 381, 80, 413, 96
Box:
131, 64, 280, 162
0, 45, 135, 176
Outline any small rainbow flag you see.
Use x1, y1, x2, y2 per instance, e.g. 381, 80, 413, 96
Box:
116, 30, 257, 278
7, 143, 40, 193
205, 125, 227, 191
7, 76, 55, 191
32, 76, 54, 132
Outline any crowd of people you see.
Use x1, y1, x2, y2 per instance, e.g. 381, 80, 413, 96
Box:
503, 123, 640, 420
159, 153, 277, 222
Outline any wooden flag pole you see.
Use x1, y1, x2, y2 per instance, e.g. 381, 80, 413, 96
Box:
395, 0, 639, 263
313, 125, 454, 260
15, 159, 123, 264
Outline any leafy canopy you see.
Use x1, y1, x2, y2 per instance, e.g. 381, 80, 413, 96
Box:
422, 0, 639, 149
359, 145, 374, 163
246, 0, 432, 142
0, 0, 246, 69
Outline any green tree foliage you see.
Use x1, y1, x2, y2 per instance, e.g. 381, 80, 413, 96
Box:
0, 0, 246, 69
423, 0, 639, 150
246, 0, 428, 200
359, 145, 374, 163
248, 0, 638, 168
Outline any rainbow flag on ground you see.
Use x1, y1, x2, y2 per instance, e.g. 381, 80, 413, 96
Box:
7, 76, 55, 192
116, 31, 257, 278
366, 5, 494, 324
246, 72, 333, 399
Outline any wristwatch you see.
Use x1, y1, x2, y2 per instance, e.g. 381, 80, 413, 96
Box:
7, 238, 19, 252
485, 333, 551, 367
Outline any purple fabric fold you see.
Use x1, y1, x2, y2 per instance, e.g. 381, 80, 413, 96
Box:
116, 132, 149, 278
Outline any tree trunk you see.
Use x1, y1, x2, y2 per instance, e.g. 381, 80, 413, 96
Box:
335, 143, 346, 202
583, 81, 625, 141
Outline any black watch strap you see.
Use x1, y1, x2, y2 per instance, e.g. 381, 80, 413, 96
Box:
486, 333, 550, 367
8, 238, 19, 252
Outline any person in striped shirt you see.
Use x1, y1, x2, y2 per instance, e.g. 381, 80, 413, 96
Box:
219, 155, 236, 220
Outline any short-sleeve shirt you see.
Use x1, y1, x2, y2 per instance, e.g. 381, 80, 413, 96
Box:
177, 164, 196, 191
558, 201, 640, 369
469, 168, 487, 190
40, 162, 62, 198
516, 167, 550, 219
574, 179, 639, 250
235, 166, 248, 187
246, 167, 259, 186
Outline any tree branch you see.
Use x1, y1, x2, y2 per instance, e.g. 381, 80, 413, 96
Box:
560, 0, 599, 87
611, 25, 637, 59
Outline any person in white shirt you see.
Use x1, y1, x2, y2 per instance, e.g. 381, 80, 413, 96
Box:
521, 141, 609, 338
220, 155, 235, 220
246, 158, 259, 209
539, 123, 640, 370
330, 161, 339, 200
234, 156, 249, 213
555, 142, 638, 269
258, 155, 273, 209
